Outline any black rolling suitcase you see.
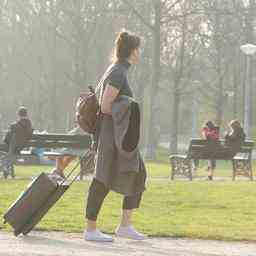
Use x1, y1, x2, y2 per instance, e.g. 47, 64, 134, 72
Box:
3, 150, 91, 236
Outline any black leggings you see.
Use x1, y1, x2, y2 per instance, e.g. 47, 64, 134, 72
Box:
86, 178, 142, 221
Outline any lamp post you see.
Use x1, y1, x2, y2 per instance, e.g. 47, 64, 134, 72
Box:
240, 43, 256, 138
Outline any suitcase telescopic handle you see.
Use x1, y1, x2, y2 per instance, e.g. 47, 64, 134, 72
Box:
59, 149, 93, 187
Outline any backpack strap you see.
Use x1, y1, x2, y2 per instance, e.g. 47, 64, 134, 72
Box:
94, 65, 113, 94
95, 66, 114, 104
94, 78, 104, 94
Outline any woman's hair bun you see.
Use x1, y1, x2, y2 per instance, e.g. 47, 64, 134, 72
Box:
118, 31, 129, 42
113, 29, 140, 62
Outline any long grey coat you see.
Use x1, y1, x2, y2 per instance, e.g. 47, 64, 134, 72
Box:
94, 96, 146, 196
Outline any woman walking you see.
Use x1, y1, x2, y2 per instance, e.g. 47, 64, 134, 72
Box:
84, 31, 147, 242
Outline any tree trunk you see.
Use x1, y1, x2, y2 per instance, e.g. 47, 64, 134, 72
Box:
216, 75, 224, 127
169, 89, 180, 153
145, 1, 161, 159
50, 0, 58, 132
233, 49, 240, 119
169, 13, 187, 154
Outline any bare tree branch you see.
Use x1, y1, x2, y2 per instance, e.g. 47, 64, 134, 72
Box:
163, 0, 183, 13
120, 0, 154, 31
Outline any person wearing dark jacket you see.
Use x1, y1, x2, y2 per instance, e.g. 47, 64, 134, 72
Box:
3, 106, 33, 178
224, 120, 245, 154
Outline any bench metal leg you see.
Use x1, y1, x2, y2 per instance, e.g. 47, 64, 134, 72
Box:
232, 160, 236, 181
170, 163, 175, 180
0, 151, 10, 179
249, 161, 253, 181
79, 152, 95, 180
189, 165, 193, 181
232, 159, 253, 181
170, 156, 192, 181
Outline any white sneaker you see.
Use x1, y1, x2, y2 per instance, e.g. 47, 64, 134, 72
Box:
115, 226, 147, 240
84, 230, 114, 242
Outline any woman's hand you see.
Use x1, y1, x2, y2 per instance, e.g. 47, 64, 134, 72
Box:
101, 84, 120, 115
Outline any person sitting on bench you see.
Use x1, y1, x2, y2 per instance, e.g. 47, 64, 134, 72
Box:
224, 120, 245, 155
49, 126, 94, 180
3, 106, 33, 178
202, 121, 220, 181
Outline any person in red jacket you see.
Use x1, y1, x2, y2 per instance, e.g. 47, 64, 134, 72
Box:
202, 121, 220, 180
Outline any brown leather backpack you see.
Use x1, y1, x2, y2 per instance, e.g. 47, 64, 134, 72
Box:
75, 86, 100, 134
76, 69, 113, 134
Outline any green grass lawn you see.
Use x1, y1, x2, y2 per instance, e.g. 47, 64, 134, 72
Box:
13, 153, 256, 180
147, 159, 256, 179
1, 161, 256, 241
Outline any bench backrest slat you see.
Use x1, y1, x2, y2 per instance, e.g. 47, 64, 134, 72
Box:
0, 133, 91, 151
0, 144, 6, 151
187, 139, 254, 160
30, 134, 87, 141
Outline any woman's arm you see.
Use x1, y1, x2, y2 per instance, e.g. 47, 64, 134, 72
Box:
201, 128, 208, 139
101, 84, 120, 115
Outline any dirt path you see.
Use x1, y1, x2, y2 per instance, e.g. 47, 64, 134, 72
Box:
0, 231, 256, 256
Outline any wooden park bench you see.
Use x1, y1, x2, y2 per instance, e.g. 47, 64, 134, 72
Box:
0, 133, 91, 151
169, 139, 254, 181
0, 133, 91, 178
